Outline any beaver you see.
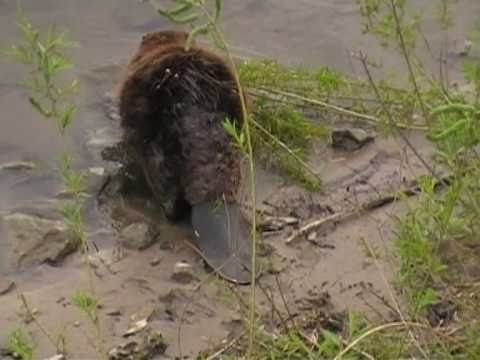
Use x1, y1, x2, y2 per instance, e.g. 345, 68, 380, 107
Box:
118, 30, 253, 283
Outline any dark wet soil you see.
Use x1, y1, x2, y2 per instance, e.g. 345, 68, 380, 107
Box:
1, 0, 480, 359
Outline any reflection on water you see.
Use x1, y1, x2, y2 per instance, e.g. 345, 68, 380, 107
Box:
0, 0, 479, 214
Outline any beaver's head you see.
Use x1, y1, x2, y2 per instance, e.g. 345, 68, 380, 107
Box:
138, 30, 189, 54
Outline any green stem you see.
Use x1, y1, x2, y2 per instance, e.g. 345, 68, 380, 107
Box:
196, 4, 258, 355
390, 0, 428, 121
257, 86, 427, 131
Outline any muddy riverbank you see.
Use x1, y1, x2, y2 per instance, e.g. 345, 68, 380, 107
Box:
1, 0, 480, 358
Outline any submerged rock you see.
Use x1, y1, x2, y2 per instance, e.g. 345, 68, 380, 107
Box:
331, 128, 375, 151
1, 212, 79, 271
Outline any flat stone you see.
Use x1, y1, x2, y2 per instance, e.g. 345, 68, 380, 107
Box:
331, 128, 375, 151
1, 212, 80, 271
119, 223, 155, 250
41, 355, 66, 360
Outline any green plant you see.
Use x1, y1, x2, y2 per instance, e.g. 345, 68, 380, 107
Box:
358, 0, 480, 356
71, 290, 99, 323
2, 8, 87, 253
2, 8, 78, 134
7, 329, 35, 360
2, 8, 105, 359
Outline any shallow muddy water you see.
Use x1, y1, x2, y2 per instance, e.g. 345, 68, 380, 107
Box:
0, 0, 480, 358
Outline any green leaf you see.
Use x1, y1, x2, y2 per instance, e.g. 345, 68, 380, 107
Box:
209, 30, 226, 51
168, 2, 194, 16
430, 103, 476, 118
185, 24, 209, 50
29, 96, 51, 117
428, 118, 469, 141
158, 8, 199, 24
57, 104, 77, 133
321, 329, 341, 347
214, 0, 223, 21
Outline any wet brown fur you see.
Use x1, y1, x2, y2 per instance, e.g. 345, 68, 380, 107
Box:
118, 30, 243, 220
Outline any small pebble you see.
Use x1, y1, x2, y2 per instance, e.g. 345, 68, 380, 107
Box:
107, 309, 122, 317
171, 261, 196, 284
150, 257, 162, 267
42, 355, 66, 360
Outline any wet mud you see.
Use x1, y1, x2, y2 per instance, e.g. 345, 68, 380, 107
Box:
1, 0, 480, 359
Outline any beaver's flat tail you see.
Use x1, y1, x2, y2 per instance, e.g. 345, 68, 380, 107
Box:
191, 201, 258, 284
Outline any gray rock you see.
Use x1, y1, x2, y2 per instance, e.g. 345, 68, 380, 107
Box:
1, 213, 80, 271
119, 223, 155, 250
331, 128, 375, 151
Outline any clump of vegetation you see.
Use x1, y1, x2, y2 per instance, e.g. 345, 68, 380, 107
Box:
3, 7, 105, 359
249, 99, 326, 190
71, 290, 99, 323
359, 0, 480, 357
6, 329, 35, 360
2, 8, 86, 253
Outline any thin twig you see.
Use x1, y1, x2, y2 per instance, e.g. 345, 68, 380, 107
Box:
363, 225, 429, 359
355, 51, 445, 186
274, 274, 296, 329
286, 172, 453, 244
257, 280, 289, 332
206, 331, 245, 360
286, 212, 344, 244
251, 119, 322, 183
389, 0, 428, 120
256, 86, 428, 131
19, 294, 59, 351
334, 321, 428, 360
197, 9, 259, 357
